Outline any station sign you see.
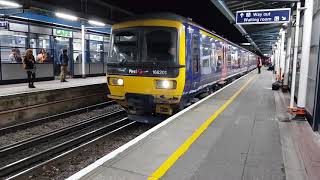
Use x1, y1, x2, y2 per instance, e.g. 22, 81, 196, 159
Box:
53, 29, 73, 38
90, 34, 103, 41
236, 8, 291, 25
0, 21, 8, 29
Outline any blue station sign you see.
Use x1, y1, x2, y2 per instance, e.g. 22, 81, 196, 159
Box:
236, 8, 291, 25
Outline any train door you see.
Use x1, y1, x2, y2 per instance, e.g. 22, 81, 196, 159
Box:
191, 33, 200, 91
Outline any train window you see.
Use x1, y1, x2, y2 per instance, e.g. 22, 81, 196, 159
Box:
192, 34, 200, 73
109, 31, 138, 63
200, 37, 211, 68
141, 29, 177, 64
215, 41, 223, 73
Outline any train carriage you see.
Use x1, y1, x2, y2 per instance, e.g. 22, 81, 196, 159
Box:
106, 13, 258, 123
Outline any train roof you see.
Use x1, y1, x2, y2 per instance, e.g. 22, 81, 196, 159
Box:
121, 12, 192, 23
119, 13, 258, 56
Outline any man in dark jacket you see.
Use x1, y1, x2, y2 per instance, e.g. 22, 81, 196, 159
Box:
60, 48, 69, 82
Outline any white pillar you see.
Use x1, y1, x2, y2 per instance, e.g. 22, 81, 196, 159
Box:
284, 24, 292, 86
81, 24, 86, 78
276, 42, 281, 77
275, 46, 278, 74
290, 2, 301, 108
280, 29, 286, 80
297, 0, 314, 108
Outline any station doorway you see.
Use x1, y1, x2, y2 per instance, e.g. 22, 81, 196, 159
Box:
54, 37, 72, 77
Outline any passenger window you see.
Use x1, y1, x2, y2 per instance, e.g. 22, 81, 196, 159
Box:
200, 35, 211, 68
192, 34, 200, 73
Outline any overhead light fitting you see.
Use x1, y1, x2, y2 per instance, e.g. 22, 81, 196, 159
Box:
0, 0, 21, 7
88, 20, 106, 26
241, 43, 251, 46
55, 12, 78, 21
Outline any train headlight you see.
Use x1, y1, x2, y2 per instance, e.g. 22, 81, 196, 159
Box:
156, 80, 177, 89
109, 78, 124, 86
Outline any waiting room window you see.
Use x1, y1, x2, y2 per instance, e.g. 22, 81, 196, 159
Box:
29, 34, 53, 63
0, 31, 27, 63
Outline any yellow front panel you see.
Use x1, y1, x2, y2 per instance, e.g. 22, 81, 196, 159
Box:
108, 19, 186, 99
108, 67, 185, 98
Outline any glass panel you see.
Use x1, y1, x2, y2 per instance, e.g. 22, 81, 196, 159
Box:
73, 39, 82, 63
73, 39, 81, 51
90, 51, 102, 63
200, 35, 212, 68
89, 40, 103, 63
192, 34, 200, 73
104, 52, 108, 62
109, 31, 138, 63
73, 51, 82, 63
54, 37, 72, 76
104, 42, 110, 53
29, 34, 52, 63
0, 31, 27, 63
89, 40, 103, 52
141, 29, 177, 64
215, 41, 223, 73
1, 47, 25, 63
0, 31, 27, 47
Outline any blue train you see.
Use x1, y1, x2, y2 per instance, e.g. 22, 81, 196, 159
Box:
106, 14, 258, 123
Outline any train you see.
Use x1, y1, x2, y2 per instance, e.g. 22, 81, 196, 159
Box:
106, 13, 258, 123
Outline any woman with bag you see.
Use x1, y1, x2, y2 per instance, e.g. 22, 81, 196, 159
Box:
23, 49, 36, 88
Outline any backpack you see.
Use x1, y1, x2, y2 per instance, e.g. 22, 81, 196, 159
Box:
272, 81, 281, 90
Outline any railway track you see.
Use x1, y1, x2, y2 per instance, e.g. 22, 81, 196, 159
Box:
0, 108, 125, 158
0, 114, 134, 178
0, 100, 117, 135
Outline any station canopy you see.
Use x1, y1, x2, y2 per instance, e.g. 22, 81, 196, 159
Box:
15, 0, 303, 56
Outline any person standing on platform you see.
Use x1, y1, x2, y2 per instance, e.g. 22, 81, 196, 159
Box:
59, 48, 69, 82
257, 58, 262, 74
23, 49, 36, 88
9, 49, 17, 63
37, 49, 48, 63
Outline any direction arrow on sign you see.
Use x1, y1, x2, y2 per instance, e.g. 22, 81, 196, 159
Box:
236, 8, 291, 25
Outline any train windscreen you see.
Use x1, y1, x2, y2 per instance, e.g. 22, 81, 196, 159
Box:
108, 27, 178, 66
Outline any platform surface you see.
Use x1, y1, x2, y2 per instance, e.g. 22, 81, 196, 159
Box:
73, 70, 291, 180
0, 76, 107, 97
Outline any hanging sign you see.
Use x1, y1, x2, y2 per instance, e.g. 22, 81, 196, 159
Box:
53, 29, 73, 38
236, 8, 291, 25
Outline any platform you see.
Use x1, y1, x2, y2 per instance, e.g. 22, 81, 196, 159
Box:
0, 77, 108, 128
68, 70, 309, 180
0, 76, 107, 97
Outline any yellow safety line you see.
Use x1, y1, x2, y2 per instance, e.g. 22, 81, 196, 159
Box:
148, 74, 257, 180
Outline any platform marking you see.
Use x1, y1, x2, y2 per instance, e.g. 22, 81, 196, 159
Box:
148, 74, 257, 180
66, 71, 255, 180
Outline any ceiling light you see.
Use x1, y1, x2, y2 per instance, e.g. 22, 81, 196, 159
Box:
88, 20, 105, 26
0, 0, 21, 7
241, 43, 251, 46
55, 12, 78, 21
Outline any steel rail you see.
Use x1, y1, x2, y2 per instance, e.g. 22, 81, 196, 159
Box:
0, 117, 133, 177
0, 100, 116, 135
0, 108, 125, 157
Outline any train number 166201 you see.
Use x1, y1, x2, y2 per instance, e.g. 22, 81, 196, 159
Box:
152, 70, 167, 75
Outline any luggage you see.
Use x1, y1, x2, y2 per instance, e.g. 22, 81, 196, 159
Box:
272, 81, 281, 90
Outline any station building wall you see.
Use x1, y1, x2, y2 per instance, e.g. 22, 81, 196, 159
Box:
305, 0, 320, 130
0, 17, 110, 84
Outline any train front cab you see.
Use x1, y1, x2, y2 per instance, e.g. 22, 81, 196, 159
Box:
106, 19, 186, 123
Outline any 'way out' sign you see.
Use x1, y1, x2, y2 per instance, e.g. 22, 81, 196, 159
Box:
236, 8, 291, 25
